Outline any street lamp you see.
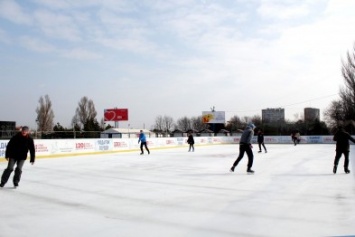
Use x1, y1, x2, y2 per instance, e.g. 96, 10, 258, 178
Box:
35, 119, 38, 139
73, 123, 76, 139
128, 124, 130, 138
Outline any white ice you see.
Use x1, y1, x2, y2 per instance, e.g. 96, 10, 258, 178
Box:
1, 144, 355, 237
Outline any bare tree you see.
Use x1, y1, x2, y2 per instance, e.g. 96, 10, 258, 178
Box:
175, 116, 191, 131
325, 43, 355, 131
226, 115, 243, 132
163, 115, 174, 133
73, 96, 97, 129
154, 115, 164, 132
191, 116, 207, 131
324, 100, 344, 130
36, 94, 54, 131
251, 115, 262, 127
340, 44, 355, 121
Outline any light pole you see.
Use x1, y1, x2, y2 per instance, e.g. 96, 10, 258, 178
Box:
128, 124, 130, 138
35, 119, 38, 139
73, 123, 76, 139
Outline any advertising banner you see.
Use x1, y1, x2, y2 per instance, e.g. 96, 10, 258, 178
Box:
104, 108, 128, 121
202, 111, 225, 124
0, 140, 8, 157
0, 136, 342, 160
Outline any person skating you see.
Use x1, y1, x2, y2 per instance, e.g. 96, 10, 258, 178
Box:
1, 126, 35, 188
257, 129, 267, 153
230, 123, 256, 174
295, 132, 301, 145
332, 125, 355, 174
291, 132, 296, 145
187, 132, 195, 152
138, 130, 150, 155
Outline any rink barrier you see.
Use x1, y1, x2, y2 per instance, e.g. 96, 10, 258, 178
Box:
0, 136, 338, 160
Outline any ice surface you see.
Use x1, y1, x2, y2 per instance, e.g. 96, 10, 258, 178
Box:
1, 144, 354, 237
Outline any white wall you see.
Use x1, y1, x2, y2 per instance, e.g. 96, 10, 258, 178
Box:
0, 136, 336, 158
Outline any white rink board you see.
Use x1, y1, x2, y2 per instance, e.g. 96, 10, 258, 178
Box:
0, 136, 338, 158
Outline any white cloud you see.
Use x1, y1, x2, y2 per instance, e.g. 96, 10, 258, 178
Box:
0, 28, 11, 44
257, 2, 310, 20
20, 36, 56, 53
33, 9, 82, 42
3, 0, 355, 127
0, 0, 32, 25
61, 48, 102, 60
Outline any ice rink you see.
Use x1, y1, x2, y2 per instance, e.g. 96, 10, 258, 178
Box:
1, 144, 355, 237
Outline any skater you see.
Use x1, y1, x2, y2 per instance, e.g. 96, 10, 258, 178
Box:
291, 132, 296, 145
332, 125, 355, 174
295, 132, 301, 144
291, 130, 300, 146
257, 129, 267, 153
230, 123, 256, 173
138, 130, 150, 155
187, 132, 195, 152
1, 126, 35, 188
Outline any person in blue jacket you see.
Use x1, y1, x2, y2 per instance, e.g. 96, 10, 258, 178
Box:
138, 130, 150, 155
230, 123, 256, 174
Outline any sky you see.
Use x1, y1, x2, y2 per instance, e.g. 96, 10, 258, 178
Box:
1, 0, 355, 130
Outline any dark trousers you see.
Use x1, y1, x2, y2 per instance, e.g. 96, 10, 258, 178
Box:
334, 150, 350, 169
258, 142, 267, 151
233, 144, 254, 169
140, 142, 150, 154
188, 143, 194, 152
1, 159, 25, 186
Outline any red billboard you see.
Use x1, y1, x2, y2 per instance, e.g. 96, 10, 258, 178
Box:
104, 108, 128, 121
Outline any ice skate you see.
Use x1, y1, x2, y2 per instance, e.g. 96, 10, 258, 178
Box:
140, 152, 143, 155
230, 166, 235, 172
333, 165, 337, 174
247, 169, 255, 174
258, 150, 261, 153
345, 168, 351, 174
0, 183, 4, 188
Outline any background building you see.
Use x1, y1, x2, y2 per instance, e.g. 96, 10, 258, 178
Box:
262, 108, 285, 123
0, 121, 16, 138
304, 107, 320, 122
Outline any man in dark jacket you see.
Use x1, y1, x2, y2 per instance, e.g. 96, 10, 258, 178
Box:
1, 126, 35, 188
230, 123, 256, 174
257, 129, 267, 153
333, 125, 355, 174
187, 132, 195, 152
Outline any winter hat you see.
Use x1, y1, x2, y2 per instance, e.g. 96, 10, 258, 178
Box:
248, 123, 256, 129
21, 126, 29, 131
